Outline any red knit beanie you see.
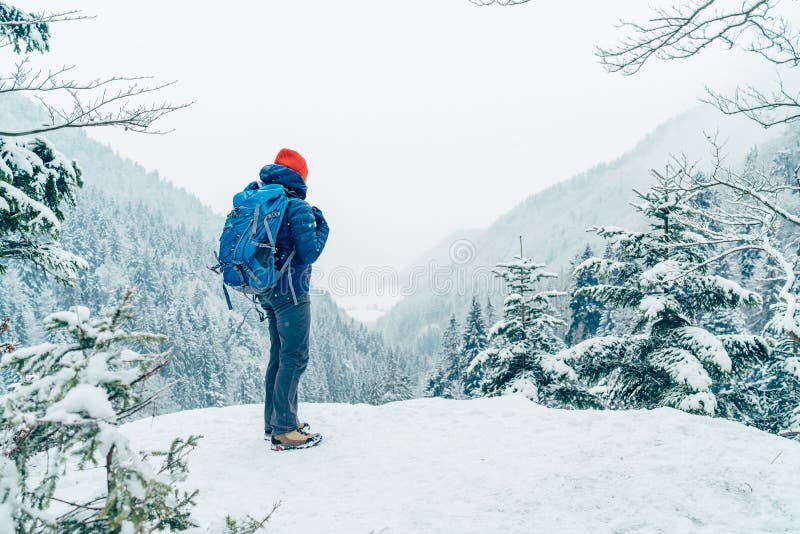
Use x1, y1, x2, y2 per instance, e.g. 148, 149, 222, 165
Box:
275, 148, 308, 181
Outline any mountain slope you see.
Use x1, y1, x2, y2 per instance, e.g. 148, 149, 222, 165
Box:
121, 397, 800, 532
378, 107, 781, 354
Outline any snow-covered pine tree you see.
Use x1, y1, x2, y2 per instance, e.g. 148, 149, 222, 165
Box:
381, 349, 414, 403
562, 168, 767, 416
0, 291, 199, 532
360, 373, 384, 405
467, 254, 599, 408
461, 296, 488, 385
565, 245, 604, 346
0, 137, 86, 282
426, 314, 463, 398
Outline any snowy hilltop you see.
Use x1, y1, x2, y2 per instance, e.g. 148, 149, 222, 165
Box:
118, 397, 800, 533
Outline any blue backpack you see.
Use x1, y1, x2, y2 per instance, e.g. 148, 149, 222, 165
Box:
213, 182, 295, 310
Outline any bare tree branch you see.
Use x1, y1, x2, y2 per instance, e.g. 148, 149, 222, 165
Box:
657, 137, 800, 342
0, 59, 147, 94
0, 79, 193, 136
704, 80, 800, 127
597, 0, 798, 75
598, 0, 800, 126
1, 5, 191, 136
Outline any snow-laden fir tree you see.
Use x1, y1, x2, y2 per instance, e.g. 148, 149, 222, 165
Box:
0, 291, 199, 532
428, 298, 488, 399
467, 254, 600, 408
565, 245, 604, 346
561, 168, 768, 416
461, 297, 487, 384
0, 137, 86, 282
426, 315, 463, 398
381, 349, 414, 403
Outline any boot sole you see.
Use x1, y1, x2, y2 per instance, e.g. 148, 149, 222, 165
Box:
271, 435, 323, 451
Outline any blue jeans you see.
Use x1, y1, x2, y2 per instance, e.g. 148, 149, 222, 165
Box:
259, 290, 311, 435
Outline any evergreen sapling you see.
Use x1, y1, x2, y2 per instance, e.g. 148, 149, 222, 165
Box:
467, 254, 600, 408
0, 291, 199, 532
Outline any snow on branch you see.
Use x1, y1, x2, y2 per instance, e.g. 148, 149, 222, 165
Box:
674, 326, 732, 372
718, 334, 770, 373
0, 239, 87, 283
651, 347, 713, 393
559, 335, 629, 366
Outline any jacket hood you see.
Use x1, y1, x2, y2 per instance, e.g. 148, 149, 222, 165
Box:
259, 164, 307, 199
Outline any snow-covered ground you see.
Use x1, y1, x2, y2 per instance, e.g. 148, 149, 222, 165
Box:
122, 397, 800, 533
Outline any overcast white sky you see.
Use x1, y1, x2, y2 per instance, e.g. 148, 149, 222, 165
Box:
20, 0, 777, 273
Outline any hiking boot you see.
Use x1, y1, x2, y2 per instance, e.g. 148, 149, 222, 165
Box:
264, 422, 310, 440
271, 429, 322, 451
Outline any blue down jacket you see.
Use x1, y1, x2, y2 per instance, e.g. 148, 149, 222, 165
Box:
258, 163, 329, 294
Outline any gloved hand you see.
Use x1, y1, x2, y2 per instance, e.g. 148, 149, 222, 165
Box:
311, 206, 327, 226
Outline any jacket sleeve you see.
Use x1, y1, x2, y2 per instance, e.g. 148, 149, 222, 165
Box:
288, 200, 329, 265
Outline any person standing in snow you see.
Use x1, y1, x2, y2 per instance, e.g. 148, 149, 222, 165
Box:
257, 148, 329, 451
